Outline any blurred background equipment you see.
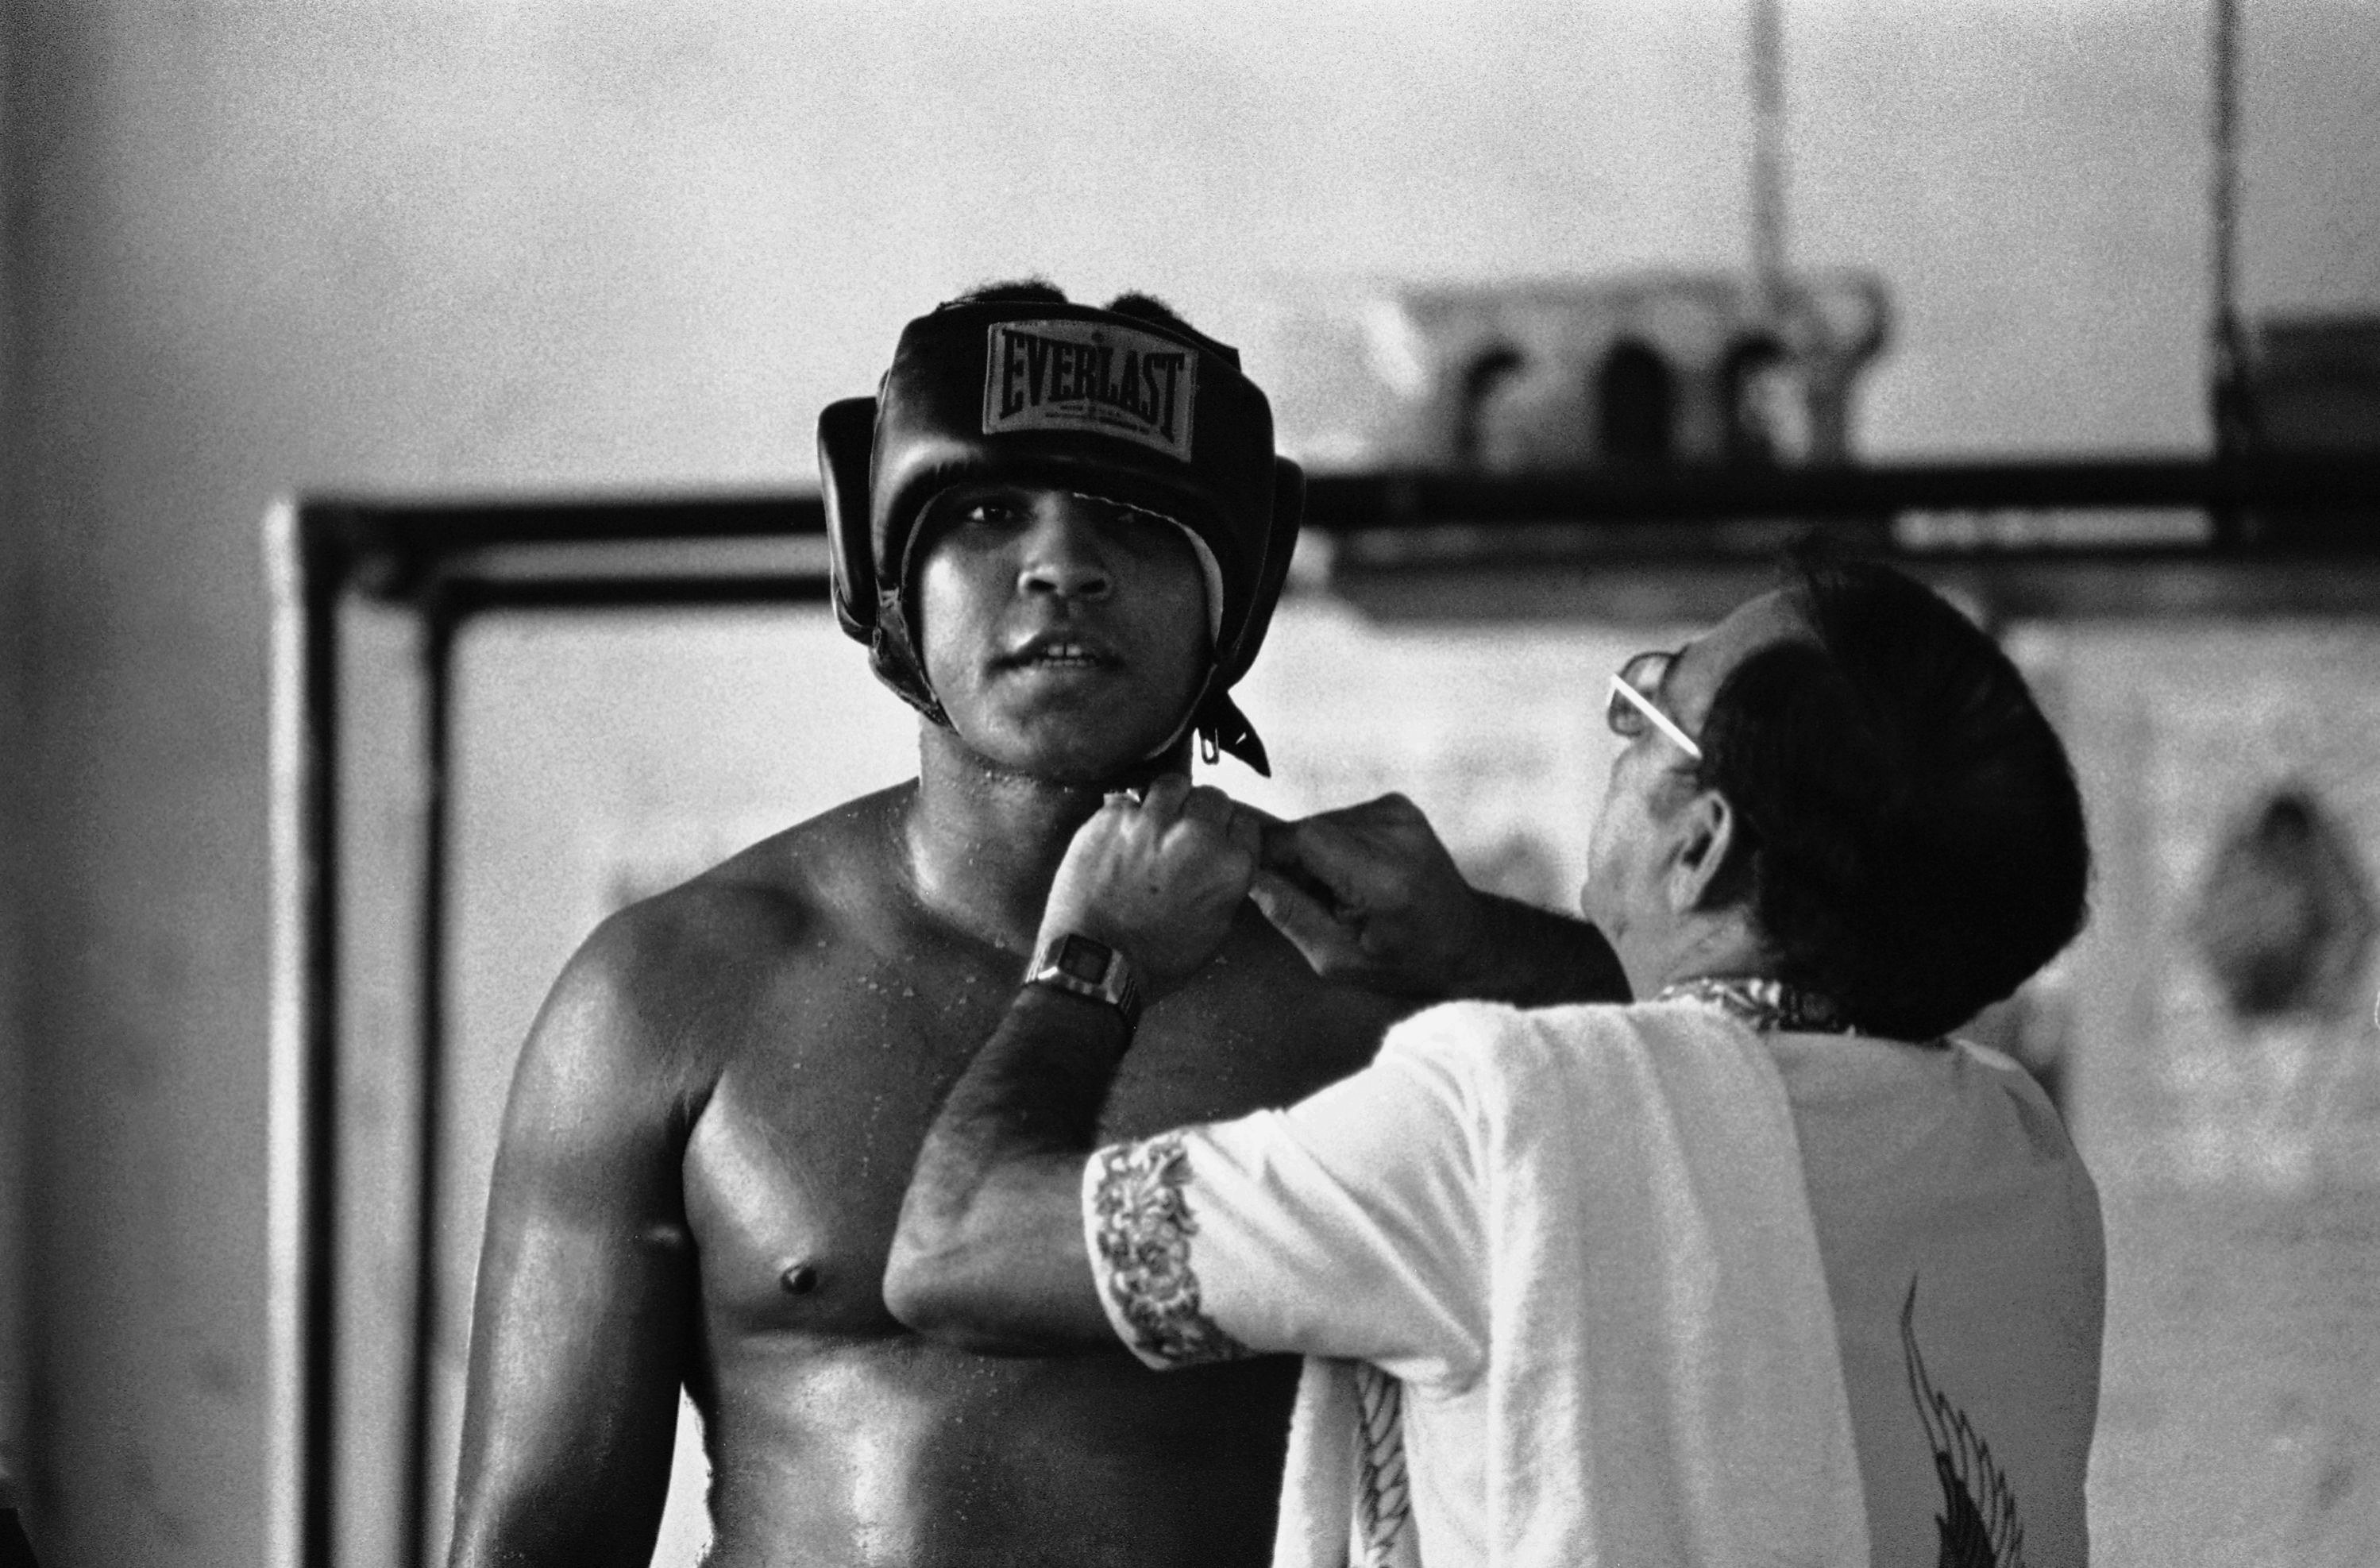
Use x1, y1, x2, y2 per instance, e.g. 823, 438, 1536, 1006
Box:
1249, 270, 1890, 473
2240, 315, 2380, 454
2191, 788, 2378, 1027
1258, 0, 1888, 478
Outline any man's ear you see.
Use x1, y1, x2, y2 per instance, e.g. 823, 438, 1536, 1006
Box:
1664, 789, 1746, 918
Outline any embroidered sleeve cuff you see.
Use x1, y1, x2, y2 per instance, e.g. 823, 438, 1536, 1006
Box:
1081, 1130, 1256, 1369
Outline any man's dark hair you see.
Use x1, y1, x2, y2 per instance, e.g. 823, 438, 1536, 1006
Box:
951, 276, 1072, 307
945, 280, 1235, 362
1695, 555, 2090, 1040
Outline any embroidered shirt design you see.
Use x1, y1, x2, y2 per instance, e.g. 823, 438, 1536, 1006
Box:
1655, 975, 1862, 1036
1089, 1132, 1254, 1366
1352, 1361, 1414, 1567
1904, 1279, 2028, 1568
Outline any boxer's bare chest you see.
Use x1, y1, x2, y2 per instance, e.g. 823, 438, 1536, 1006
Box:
644, 815, 1409, 1563
679, 901, 1402, 1346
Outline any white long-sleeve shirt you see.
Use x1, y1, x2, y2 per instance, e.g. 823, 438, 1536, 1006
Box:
1080, 997, 2103, 1568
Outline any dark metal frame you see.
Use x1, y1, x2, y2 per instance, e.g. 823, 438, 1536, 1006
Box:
264, 456, 2380, 1568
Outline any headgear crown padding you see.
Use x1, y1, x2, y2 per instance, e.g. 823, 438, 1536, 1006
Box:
820, 296, 1303, 774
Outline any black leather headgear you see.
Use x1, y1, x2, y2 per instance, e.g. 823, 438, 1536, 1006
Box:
819, 296, 1302, 774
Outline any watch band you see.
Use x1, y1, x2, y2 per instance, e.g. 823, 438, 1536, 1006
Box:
1024, 931, 1144, 1033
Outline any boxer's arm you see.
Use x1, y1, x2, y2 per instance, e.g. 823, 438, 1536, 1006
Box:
883, 986, 1122, 1352
447, 928, 697, 1568
1252, 793, 1630, 1005
886, 778, 1257, 1353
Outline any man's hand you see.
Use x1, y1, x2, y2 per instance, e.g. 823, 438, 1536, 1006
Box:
1247, 793, 1494, 999
889, 776, 1257, 1354
1038, 774, 1260, 999
1252, 793, 1631, 1006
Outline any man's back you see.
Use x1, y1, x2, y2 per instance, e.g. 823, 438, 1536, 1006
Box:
1769, 1031, 2105, 1568
999, 994, 2094, 1567
451, 782, 1409, 1567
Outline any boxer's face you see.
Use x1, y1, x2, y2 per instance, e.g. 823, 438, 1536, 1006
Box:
916, 482, 1210, 782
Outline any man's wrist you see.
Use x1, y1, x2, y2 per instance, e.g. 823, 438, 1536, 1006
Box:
1007, 978, 1137, 1072
1462, 896, 1631, 1006
1024, 930, 1145, 1034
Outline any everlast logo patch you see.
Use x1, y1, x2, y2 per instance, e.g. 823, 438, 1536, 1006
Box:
982, 319, 1198, 462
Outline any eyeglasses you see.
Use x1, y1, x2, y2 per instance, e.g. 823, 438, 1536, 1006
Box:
1607, 651, 1703, 761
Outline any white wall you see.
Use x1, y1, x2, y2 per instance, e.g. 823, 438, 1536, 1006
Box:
2, 2, 2374, 1563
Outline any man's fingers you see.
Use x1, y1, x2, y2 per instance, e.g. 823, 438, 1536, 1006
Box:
1264, 817, 1392, 906
1359, 790, 1428, 827
1139, 773, 1193, 823
1251, 869, 1364, 971
1180, 783, 1237, 828
1233, 799, 1286, 829
1224, 799, 1263, 863
1254, 829, 1344, 913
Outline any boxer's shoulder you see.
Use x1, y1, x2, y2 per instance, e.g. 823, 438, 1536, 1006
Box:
687, 781, 917, 939
608, 783, 913, 962
524, 785, 917, 1083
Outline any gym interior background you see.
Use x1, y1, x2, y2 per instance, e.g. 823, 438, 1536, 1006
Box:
4, 3, 2379, 1565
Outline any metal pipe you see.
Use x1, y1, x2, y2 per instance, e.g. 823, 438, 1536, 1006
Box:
403, 602, 457, 1568
265, 499, 341, 1568
2209, 0, 2258, 462
1748, 0, 1789, 317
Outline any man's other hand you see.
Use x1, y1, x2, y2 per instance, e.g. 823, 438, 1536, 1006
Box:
1038, 775, 1259, 998
1249, 793, 1492, 999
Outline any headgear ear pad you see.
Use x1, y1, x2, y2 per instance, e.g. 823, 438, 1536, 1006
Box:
819, 298, 1304, 771
819, 395, 880, 645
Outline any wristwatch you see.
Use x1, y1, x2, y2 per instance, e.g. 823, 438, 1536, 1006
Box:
1024, 931, 1144, 1033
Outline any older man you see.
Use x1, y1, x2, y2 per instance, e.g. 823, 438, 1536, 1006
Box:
888, 557, 2105, 1567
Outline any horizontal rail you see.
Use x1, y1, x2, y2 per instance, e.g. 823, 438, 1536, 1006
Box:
295, 456, 2380, 604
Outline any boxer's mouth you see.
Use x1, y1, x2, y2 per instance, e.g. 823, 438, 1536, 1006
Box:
999, 631, 1117, 670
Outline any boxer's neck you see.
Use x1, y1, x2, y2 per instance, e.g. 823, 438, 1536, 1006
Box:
902, 724, 1193, 956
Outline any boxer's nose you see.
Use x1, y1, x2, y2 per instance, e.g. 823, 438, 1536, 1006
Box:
1017, 502, 1113, 603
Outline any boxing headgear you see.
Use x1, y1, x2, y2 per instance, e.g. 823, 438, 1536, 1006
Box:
820, 295, 1303, 774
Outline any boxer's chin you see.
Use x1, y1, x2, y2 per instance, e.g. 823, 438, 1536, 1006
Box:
947, 696, 1193, 790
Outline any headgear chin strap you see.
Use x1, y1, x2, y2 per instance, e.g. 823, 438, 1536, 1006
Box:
820, 296, 1303, 775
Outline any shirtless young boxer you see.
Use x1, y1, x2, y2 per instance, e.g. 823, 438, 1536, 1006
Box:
446, 281, 1626, 1567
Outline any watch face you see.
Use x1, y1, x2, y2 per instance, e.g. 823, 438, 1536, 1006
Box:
1055, 933, 1113, 984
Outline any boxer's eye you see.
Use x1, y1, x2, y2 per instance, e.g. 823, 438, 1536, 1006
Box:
961, 500, 1022, 528
1090, 504, 1169, 552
